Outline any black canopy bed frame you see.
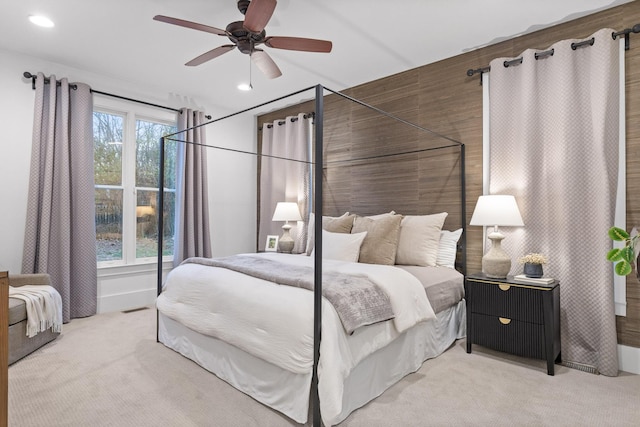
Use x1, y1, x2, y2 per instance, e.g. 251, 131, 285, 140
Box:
155, 84, 466, 426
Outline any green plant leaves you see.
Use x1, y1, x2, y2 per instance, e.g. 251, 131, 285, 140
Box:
607, 248, 624, 261
608, 226, 629, 241
608, 226, 637, 276
608, 248, 634, 275
615, 260, 632, 276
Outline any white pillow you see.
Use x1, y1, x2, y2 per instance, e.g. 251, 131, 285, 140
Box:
395, 212, 448, 266
436, 228, 463, 269
311, 230, 367, 262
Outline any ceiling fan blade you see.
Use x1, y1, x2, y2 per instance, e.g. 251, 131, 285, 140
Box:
265, 36, 332, 53
153, 15, 227, 36
243, 0, 277, 33
251, 49, 282, 79
186, 45, 236, 66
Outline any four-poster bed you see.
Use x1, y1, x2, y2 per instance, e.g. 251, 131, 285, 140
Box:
155, 85, 467, 426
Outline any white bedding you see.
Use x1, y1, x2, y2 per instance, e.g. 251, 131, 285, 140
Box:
156, 253, 447, 425
158, 301, 465, 426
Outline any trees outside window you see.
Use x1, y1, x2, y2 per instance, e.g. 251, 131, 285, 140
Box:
94, 104, 177, 265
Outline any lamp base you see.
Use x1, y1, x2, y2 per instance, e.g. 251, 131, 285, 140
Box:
278, 224, 295, 254
482, 231, 511, 279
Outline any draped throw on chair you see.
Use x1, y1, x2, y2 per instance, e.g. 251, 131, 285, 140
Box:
259, 113, 312, 253
173, 109, 212, 266
487, 28, 621, 376
22, 72, 97, 323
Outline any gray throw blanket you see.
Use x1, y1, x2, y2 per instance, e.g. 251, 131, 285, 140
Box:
182, 256, 395, 334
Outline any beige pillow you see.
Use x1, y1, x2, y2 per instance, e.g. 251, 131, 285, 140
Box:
395, 212, 448, 266
351, 215, 402, 265
306, 212, 355, 255
324, 214, 356, 233
364, 211, 396, 220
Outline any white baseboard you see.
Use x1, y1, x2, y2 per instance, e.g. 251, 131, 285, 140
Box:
98, 288, 157, 313
618, 344, 640, 374
96, 261, 172, 313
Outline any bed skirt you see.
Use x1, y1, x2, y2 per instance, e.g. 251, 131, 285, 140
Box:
158, 299, 466, 425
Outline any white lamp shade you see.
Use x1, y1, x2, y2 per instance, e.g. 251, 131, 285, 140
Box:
272, 202, 302, 222
470, 195, 524, 227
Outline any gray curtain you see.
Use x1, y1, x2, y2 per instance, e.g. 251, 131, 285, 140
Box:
173, 108, 211, 266
22, 72, 97, 323
487, 28, 620, 376
259, 113, 312, 253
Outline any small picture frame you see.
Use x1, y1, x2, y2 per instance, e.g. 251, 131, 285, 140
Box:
265, 235, 279, 252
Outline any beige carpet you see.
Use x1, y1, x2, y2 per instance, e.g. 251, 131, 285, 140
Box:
8, 306, 640, 426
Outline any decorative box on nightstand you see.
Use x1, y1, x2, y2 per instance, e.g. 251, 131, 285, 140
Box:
465, 273, 561, 375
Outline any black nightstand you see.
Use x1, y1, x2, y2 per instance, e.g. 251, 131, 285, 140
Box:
465, 273, 561, 375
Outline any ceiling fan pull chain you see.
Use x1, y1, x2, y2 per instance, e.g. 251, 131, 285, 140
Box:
249, 47, 253, 89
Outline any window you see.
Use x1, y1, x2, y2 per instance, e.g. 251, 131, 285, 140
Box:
93, 100, 177, 266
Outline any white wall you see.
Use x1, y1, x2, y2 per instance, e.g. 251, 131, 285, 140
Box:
0, 50, 35, 275
0, 48, 257, 313
202, 113, 259, 257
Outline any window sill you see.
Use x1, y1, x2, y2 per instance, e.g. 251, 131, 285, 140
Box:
97, 259, 174, 278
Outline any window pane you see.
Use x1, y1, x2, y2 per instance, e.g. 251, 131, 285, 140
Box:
136, 120, 177, 189
93, 112, 123, 186
95, 188, 123, 262
135, 189, 175, 258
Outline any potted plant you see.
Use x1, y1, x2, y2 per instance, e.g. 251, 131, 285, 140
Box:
607, 226, 639, 276
518, 253, 548, 278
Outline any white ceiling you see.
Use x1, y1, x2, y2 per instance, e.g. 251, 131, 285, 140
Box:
0, 0, 632, 114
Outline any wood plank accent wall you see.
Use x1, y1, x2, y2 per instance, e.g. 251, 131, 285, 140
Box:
258, 2, 640, 348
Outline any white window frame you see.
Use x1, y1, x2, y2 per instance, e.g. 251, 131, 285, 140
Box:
94, 96, 178, 269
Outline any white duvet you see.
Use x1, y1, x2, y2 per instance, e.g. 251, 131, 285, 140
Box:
156, 252, 436, 423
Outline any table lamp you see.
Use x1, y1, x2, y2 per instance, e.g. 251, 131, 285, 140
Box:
272, 202, 302, 253
470, 195, 524, 278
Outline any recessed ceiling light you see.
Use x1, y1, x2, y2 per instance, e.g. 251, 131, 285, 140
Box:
237, 83, 253, 91
28, 15, 54, 28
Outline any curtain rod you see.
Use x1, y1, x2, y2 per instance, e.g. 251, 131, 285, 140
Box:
466, 23, 640, 83
22, 71, 211, 119
258, 112, 315, 131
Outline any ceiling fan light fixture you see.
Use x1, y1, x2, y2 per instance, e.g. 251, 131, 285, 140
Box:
154, 0, 331, 79
28, 15, 54, 28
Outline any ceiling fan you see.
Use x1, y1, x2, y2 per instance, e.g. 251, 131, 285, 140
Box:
153, 0, 332, 79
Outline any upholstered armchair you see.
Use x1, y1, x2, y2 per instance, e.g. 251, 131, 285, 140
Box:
8, 273, 61, 364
